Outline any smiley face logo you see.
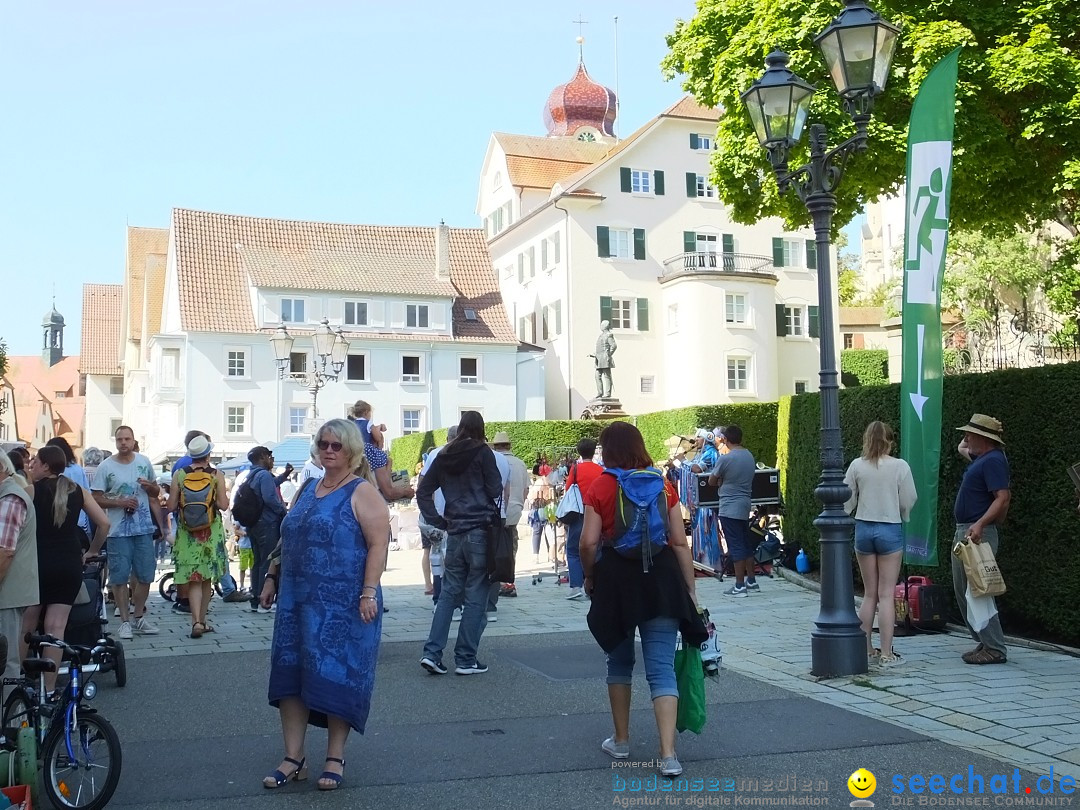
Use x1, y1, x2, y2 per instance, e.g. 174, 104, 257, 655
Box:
848, 768, 876, 798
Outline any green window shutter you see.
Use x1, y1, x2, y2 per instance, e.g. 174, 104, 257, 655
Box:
596, 226, 610, 258
555, 300, 562, 334
805, 239, 817, 269
808, 305, 820, 338
683, 231, 697, 253
636, 298, 650, 331
685, 172, 697, 198
776, 304, 787, 337
722, 233, 734, 254
541, 239, 548, 270
690, 133, 699, 149
654, 170, 665, 196
517, 253, 524, 282
600, 296, 613, 324
772, 237, 785, 267
633, 228, 646, 260
542, 308, 549, 341
554, 232, 561, 263
620, 167, 632, 193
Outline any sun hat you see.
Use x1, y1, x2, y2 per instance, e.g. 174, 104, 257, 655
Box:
955, 414, 1004, 446
492, 431, 511, 445
186, 435, 214, 459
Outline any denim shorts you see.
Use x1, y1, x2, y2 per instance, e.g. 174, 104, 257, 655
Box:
719, 516, 754, 561
606, 616, 680, 700
853, 520, 904, 555
107, 533, 156, 585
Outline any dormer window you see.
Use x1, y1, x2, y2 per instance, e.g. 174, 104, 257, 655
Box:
345, 301, 368, 326
406, 304, 429, 329
281, 298, 305, 323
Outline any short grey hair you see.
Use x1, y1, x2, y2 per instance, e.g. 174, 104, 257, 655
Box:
315, 419, 365, 470
0, 452, 14, 478
446, 426, 459, 441
82, 446, 104, 467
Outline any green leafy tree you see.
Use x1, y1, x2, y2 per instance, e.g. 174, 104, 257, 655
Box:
835, 230, 860, 305
662, 0, 1080, 239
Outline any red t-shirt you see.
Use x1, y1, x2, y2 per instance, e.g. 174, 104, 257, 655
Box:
584, 471, 679, 540
568, 461, 605, 500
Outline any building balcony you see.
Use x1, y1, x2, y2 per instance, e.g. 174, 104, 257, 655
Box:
660, 252, 776, 283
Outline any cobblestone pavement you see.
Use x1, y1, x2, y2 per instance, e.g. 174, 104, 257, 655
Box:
128, 545, 1079, 780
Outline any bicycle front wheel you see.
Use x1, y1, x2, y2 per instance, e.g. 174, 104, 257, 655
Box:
42, 712, 122, 810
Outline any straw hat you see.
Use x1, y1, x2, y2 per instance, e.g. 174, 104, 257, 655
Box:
491, 431, 511, 445
955, 414, 1004, 445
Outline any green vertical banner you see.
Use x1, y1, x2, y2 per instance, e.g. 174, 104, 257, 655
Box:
900, 48, 961, 566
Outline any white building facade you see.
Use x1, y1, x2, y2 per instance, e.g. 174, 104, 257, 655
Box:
478, 65, 836, 419
118, 211, 540, 463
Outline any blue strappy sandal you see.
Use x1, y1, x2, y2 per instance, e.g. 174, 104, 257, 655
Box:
263, 756, 307, 789
317, 757, 345, 791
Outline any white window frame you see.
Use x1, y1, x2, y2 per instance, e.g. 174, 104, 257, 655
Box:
401, 407, 424, 435
610, 297, 633, 331
630, 169, 652, 194
493, 171, 503, 190
794, 379, 810, 395
459, 356, 481, 385
289, 351, 308, 374
695, 174, 718, 199
288, 406, 310, 435
726, 355, 753, 394
160, 348, 180, 389
224, 403, 252, 437
694, 133, 714, 151
344, 300, 370, 327
108, 376, 124, 396
345, 351, 370, 383
640, 375, 656, 395
843, 333, 854, 349
401, 354, 424, 384
225, 346, 249, 380
785, 305, 806, 337
609, 228, 632, 259
406, 303, 430, 329
782, 238, 804, 268
281, 297, 306, 324
725, 293, 748, 325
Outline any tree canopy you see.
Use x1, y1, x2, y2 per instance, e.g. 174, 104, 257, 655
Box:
662, 0, 1080, 238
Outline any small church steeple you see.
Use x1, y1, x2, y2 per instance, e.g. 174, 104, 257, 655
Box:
41, 299, 65, 367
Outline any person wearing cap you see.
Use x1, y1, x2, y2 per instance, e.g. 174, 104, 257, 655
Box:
689, 429, 718, 474
246, 446, 288, 614
166, 435, 229, 638
490, 431, 528, 609
953, 413, 1011, 665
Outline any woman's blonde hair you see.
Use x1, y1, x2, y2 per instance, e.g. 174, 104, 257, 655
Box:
861, 421, 894, 464
315, 419, 365, 469
351, 400, 372, 419
354, 455, 376, 486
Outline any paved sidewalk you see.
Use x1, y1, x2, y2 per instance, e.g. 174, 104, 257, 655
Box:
128, 547, 1079, 780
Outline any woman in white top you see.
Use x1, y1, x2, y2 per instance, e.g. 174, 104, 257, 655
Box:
844, 421, 917, 668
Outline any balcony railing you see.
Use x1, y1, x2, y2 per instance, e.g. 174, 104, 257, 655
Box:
661, 252, 775, 280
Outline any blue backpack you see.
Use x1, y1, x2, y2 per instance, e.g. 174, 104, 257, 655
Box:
605, 467, 670, 571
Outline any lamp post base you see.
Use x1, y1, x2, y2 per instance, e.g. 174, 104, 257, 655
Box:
811, 629, 869, 678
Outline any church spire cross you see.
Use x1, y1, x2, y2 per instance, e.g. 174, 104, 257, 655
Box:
572, 15, 588, 60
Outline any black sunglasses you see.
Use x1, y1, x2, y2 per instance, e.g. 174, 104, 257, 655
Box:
316, 440, 343, 452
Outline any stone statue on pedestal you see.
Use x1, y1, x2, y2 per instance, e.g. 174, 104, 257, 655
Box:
591, 320, 617, 399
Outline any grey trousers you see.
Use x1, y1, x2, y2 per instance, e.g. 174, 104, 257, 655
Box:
952, 524, 1007, 656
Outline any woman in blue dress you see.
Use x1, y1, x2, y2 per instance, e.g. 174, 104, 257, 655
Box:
261, 418, 389, 791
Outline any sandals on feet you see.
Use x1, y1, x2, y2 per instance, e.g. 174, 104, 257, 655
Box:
264, 756, 307, 789
190, 622, 205, 639
318, 757, 345, 791
962, 647, 1006, 665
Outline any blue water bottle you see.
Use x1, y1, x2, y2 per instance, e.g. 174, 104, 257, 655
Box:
796, 549, 810, 574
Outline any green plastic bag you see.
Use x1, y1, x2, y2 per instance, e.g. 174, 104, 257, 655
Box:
675, 645, 707, 734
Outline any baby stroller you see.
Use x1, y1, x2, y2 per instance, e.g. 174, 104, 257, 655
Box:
65, 555, 127, 687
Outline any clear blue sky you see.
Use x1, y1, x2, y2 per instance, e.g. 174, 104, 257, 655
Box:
1, 1, 860, 356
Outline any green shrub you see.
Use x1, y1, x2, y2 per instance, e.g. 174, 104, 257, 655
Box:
840, 349, 889, 387
636, 403, 779, 466
780, 362, 1080, 644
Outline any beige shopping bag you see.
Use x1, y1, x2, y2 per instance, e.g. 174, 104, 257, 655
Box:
952, 539, 1006, 598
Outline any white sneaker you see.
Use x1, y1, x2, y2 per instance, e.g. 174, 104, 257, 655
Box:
257, 606, 272, 614
451, 608, 462, 622
133, 616, 159, 635
117, 621, 132, 640
566, 588, 585, 600
486, 612, 497, 623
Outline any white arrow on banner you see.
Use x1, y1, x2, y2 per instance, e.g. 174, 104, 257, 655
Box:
909, 323, 929, 420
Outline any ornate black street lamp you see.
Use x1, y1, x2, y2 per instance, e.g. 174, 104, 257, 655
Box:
741, 0, 900, 677
269, 318, 351, 419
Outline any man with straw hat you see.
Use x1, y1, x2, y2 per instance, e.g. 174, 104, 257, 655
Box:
953, 414, 1011, 665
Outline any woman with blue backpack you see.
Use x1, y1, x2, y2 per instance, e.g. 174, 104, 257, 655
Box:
580, 421, 704, 779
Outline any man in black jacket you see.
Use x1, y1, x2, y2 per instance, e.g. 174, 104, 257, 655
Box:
418, 411, 502, 676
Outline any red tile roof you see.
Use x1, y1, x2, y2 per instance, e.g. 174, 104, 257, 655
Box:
79, 284, 123, 375
172, 208, 517, 344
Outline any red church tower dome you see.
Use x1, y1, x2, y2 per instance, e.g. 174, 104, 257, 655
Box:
543, 59, 617, 139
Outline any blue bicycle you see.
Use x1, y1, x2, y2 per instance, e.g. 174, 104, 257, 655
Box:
3, 633, 122, 810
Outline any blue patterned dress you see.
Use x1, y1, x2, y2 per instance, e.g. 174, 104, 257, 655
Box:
268, 478, 382, 732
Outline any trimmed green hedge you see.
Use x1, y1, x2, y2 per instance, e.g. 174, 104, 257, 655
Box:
781, 363, 1080, 644
390, 420, 603, 472
840, 349, 889, 387
636, 403, 779, 467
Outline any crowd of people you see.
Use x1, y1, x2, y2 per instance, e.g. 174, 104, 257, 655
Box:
0, 405, 1012, 785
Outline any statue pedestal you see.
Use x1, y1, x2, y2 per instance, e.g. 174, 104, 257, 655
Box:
581, 397, 628, 420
